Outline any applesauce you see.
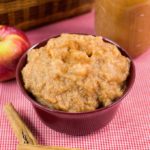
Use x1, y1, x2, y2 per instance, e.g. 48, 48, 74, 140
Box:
22, 34, 130, 112
95, 0, 150, 57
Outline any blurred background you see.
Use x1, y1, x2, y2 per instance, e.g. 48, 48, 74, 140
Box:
0, 0, 94, 30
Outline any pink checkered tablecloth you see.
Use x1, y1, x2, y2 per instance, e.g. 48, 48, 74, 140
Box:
0, 11, 150, 150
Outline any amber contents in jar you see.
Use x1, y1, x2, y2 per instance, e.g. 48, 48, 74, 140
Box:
95, 0, 150, 57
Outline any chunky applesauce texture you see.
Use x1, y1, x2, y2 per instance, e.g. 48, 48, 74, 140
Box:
22, 34, 130, 112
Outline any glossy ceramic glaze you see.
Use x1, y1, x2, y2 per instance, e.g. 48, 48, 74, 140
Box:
16, 35, 135, 136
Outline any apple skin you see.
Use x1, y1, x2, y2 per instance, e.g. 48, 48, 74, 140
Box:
0, 25, 30, 82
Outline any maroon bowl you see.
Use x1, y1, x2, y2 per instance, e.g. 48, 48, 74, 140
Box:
16, 35, 135, 136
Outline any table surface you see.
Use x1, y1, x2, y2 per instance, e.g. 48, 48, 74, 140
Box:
0, 11, 150, 150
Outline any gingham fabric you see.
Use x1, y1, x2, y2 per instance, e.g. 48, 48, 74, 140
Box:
0, 11, 150, 150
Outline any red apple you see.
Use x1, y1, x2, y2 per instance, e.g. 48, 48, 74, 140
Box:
0, 25, 30, 82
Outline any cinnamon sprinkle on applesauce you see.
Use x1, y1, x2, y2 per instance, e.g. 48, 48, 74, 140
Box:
22, 34, 130, 112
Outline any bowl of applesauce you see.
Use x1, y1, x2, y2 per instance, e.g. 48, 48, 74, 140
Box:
16, 34, 135, 135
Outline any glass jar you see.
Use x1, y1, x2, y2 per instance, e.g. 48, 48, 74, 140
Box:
95, 0, 150, 57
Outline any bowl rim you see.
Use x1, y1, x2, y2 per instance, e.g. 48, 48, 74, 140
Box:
16, 34, 136, 115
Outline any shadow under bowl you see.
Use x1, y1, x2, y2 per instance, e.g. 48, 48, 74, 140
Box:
16, 35, 135, 136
